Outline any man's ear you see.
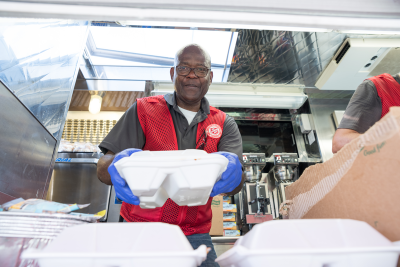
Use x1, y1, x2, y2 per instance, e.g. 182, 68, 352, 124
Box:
170, 67, 174, 81
209, 71, 213, 84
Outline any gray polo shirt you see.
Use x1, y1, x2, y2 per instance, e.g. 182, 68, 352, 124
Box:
99, 93, 244, 166
338, 75, 400, 133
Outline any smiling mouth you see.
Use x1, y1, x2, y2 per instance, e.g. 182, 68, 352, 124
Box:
184, 84, 199, 88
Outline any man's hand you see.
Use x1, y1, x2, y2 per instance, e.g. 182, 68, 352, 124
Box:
210, 152, 243, 197
332, 129, 361, 153
108, 148, 142, 205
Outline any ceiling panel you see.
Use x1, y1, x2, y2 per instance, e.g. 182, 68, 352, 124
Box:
69, 91, 145, 111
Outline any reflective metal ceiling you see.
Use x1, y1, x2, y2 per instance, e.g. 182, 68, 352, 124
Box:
227, 30, 345, 86
78, 23, 400, 92
0, 19, 89, 139
227, 29, 400, 87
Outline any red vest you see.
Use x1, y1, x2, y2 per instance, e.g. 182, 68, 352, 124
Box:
121, 95, 226, 235
368, 73, 400, 118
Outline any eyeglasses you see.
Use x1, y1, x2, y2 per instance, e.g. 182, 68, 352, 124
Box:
197, 130, 208, 150
176, 66, 210, 78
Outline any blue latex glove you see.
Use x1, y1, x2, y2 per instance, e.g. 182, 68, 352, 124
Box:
210, 152, 243, 197
108, 148, 142, 205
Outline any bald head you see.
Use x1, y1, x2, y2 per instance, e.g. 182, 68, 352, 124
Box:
174, 44, 211, 68
170, 43, 213, 112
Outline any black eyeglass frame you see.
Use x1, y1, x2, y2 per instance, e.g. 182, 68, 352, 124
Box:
175, 66, 211, 78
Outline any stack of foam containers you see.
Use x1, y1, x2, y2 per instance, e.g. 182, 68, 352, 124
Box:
216, 219, 400, 267
22, 223, 207, 267
115, 150, 228, 209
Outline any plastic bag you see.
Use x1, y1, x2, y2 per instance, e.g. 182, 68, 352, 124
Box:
2, 199, 90, 214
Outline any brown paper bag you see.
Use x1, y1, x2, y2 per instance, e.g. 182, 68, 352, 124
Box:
209, 196, 223, 236
285, 107, 400, 241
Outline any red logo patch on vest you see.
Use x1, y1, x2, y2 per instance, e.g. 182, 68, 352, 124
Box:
206, 124, 222, 139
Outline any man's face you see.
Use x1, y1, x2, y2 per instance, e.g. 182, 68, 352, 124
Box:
170, 47, 213, 105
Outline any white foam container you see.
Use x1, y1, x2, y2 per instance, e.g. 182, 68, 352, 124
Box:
114, 150, 228, 209
216, 219, 400, 267
22, 222, 207, 267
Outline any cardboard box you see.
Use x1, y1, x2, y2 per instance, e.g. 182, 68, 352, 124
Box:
223, 221, 237, 230
209, 196, 223, 236
223, 203, 237, 213
224, 230, 240, 237
223, 196, 231, 204
285, 107, 400, 241
223, 212, 236, 222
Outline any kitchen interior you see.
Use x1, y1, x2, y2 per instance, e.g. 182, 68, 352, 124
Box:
1, 1, 400, 266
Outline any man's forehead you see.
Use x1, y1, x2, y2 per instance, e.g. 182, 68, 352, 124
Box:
178, 51, 206, 62
178, 48, 207, 64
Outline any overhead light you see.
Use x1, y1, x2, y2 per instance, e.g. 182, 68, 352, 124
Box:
89, 91, 105, 114
118, 20, 331, 33
152, 82, 307, 109
336, 30, 400, 35
2, 3, 400, 33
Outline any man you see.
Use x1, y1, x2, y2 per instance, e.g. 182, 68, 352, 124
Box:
332, 73, 400, 153
97, 44, 244, 266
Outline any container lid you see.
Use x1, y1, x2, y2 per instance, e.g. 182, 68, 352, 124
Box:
238, 219, 393, 250
22, 222, 207, 265
119, 149, 227, 163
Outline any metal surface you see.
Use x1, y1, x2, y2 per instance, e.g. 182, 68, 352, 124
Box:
0, 18, 89, 140
227, 111, 320, 163
243, 153, 266, 183
306, 90, 352, 162
332, 110, 345, 129
0, 212, 93, 239
211, 236, 239, 244
153, 82, 307, 109
292, 114, 323, 162
267, 153, 299, 218
212, 236, 239, 257
55, 158, 98, 164
107, 186, 122, 223
229, 30, 303, 84
0, 212, 92, 267
226, 112, 292, 121
369, 47, 400, 77
227, 30, 344, 86
245, 182, 270, 215
47, 153, 111, 219
228, 30, 400, 87
0, 81, 57, 202
61, 119, 118, 144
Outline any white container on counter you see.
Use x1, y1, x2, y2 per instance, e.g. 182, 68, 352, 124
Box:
216, 219, 400, 267
22, 222, 207, 267
114, 149, 228, 209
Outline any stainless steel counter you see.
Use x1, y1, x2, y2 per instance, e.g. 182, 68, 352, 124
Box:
47, 153, 111, 220
211, 236, 239, 256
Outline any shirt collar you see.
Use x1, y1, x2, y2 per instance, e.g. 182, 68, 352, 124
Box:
164, 92, 210, 114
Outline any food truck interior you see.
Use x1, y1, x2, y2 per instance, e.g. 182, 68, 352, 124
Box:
0, 2, 400, 266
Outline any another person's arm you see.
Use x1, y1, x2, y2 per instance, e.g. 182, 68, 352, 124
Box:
332, 129, 361, 154
332, 80, 381, 153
